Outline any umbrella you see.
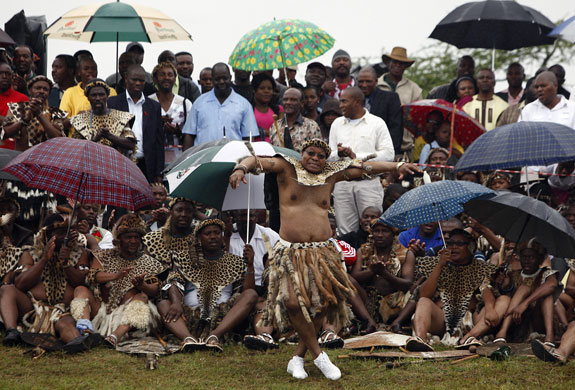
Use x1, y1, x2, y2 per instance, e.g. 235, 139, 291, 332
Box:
0, 149, 21, 181
464, 192, 575, 258
44, 1, 192, 82
3, 138, 154, 211
429, 0, 555, 68
0, 28, 16, 48
163, 138, 233, 173
454, 121, 575, 172
549, 16, 575, 43
166, 141, 300, 210
402, 99, 485, 149
380, 180, 496, 230
229, 18, 334, 80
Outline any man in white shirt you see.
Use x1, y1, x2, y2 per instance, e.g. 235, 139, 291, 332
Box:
228, 209, 280, 350
76, 203, 113, 249
329, 87, 395, 234
519, 71, 575, 129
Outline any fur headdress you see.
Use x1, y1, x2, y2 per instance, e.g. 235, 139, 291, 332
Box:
112, 214, 147, 240
301, 138, 331, 157
517, 238, 547, 258
168, 197, 194, 209
193, 218, 225, 237
27, 75, 53, 91
84, 78, 110, 97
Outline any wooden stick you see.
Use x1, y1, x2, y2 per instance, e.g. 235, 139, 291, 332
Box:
450, 353, 480, 365
272, 115, 284, 147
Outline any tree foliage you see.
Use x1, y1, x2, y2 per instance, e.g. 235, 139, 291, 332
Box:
405, 38, 574, 97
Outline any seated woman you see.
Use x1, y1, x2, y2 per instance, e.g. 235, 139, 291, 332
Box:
351, 220, 414, 327
158, 218, 257, 352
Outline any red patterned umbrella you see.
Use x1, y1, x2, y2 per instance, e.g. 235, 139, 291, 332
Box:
402, 99, 486, 148
3, 138, 154, 210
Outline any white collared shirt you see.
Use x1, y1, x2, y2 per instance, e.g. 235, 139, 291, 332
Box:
126, 93, 145, 158
519, 96, 575, 129
328, 109, 395, 162
229, 224, 280, 286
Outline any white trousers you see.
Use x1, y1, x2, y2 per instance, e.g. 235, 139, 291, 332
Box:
333, 179, 383, 235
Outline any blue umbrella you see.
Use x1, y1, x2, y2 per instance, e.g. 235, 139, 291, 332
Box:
454, 121, 575, 172
380, 180, 496, 231
549, 15, 575, 43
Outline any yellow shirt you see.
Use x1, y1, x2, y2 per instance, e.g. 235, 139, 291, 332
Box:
463, 95, 508, 131
59, 83, 117, 118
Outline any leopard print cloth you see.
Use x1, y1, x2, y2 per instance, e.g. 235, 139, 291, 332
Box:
5, 102, 67, 146
0, 238, 23, 280
70, 109, 136, 157
30, 235, 87, 306
143, 228, 195, 267
169, 241, 245, 321
92, 248, 168, 313
281, 155, 358, 186
415, 256, 496, 333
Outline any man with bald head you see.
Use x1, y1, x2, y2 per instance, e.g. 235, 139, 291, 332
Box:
357, 66, 402, 154
329, 87, 394, 234
519, 71, 575, 129
270, 87, 321, 152
182, 62, 257, 149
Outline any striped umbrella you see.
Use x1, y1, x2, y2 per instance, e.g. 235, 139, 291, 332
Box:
166, 141, 300, 210
44, 2, 192, 43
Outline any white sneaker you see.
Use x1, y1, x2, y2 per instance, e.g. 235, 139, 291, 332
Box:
287, 356, 308, 379
314, 352, 341, 380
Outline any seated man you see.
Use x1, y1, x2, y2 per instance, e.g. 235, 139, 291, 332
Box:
0, 214, 93, 352
338, 206, 382, 250
228, 209, 281, 351
158, 218, 258, 352
494, 238, 558, 345
75, 203, 113, 249
71, 214, 168, 347
398, 221, 443, 252
352, 220, 413, 326
406, 229, 496, 351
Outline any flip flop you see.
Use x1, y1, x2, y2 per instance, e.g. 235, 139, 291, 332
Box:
405, 336, 434, 352
493, 338, 507, 344
455, 336, 482, 350
531, 339, 566, 364
204, 335, 223, 352
318, 330, 344, 349
180, 336, 203, 353
244, 333, 279, 351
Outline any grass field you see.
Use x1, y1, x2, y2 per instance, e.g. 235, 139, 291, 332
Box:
1, 342, 575, 390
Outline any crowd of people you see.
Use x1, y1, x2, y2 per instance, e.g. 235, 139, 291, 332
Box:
1, 39, 575, 381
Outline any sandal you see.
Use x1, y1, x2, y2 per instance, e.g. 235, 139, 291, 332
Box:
455, 336, 483, 350
244, 333, 279, 351
493, 338, 507, 344
543, 341, 556, 348
405, 336, 434, 352
318, 329, 344, 349
181, 336, 202, 353
104, 334, 118, 349
531, 339, 566, 364
204, 334, 223, 352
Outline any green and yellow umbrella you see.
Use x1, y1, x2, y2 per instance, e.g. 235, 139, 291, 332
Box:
229, 19, 334, 71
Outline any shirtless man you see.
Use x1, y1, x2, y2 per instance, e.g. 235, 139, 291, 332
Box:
229, 138, 419, 380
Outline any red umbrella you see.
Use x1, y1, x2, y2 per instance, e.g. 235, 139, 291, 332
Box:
3, 138, 154, 210
402, 99, 486, 149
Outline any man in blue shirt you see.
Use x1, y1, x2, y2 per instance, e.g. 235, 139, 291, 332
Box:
398, 222, 443, 250
182, 63, 257, 149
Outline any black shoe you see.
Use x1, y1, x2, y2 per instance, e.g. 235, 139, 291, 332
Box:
3, 329, 21, 346
63, 334, 92, 354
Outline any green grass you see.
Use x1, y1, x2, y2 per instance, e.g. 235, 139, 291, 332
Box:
1, 343, 575, 390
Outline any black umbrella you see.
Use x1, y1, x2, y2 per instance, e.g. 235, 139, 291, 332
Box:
0, 149, 21, 181
0, 28, 16, 48
430, 0, 556, 50
464, 192, 575, 258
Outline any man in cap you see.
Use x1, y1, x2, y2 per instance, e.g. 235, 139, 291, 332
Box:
230, 138, 420, 380
305, 62, 329, 109
323, 49, 354, 100
2, 75, 66, 151
377, 47, 422, 155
